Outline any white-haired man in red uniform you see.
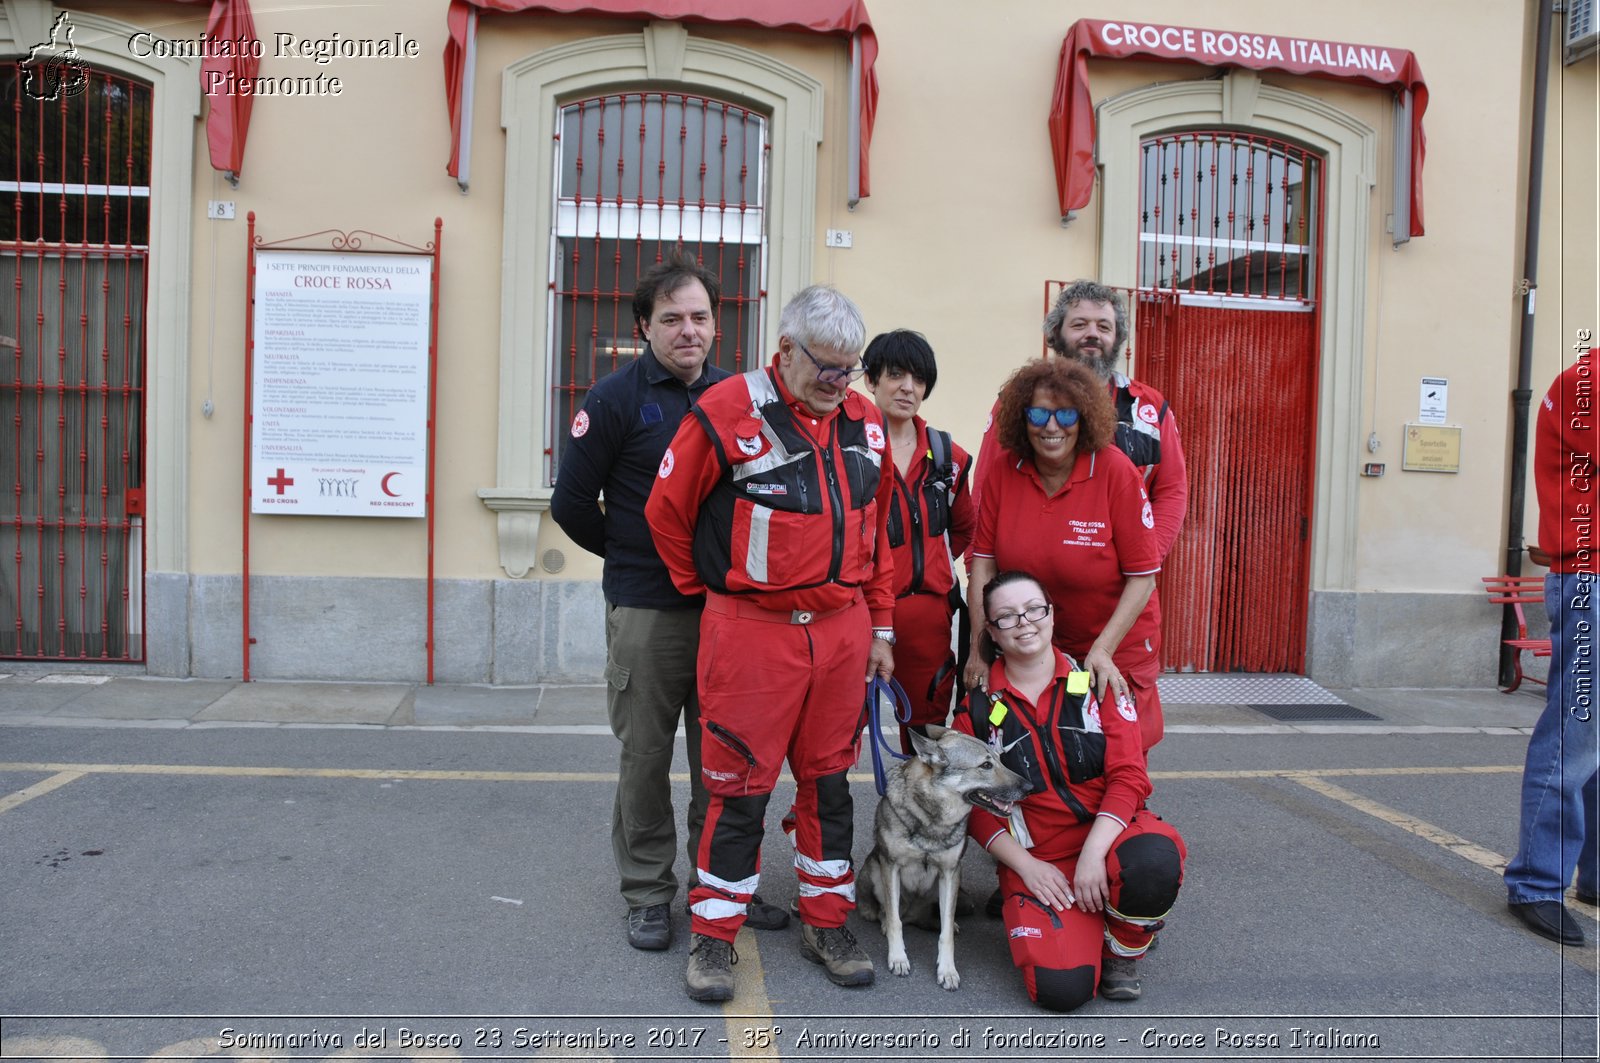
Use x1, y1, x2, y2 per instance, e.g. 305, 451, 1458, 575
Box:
647, 284, 896, 1003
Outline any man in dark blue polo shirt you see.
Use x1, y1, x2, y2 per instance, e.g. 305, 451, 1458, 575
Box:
551, 250, 788, 950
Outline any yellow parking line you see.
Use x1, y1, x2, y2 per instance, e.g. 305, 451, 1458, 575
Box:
1149, 764, 1521, 781
0, 770, 86, 814
0, 760, 1529, 883
0, 757, 1544, 1029
1286, 773, 1511, 874
724, 927, 780, 1059
0, 762, 617, 783
0, 761, 1524, 785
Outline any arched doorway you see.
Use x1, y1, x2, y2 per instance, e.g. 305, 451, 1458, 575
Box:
1134, 130, 1323, 673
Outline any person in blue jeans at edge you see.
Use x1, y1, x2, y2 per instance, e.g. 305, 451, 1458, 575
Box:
1505, 349, 1597, 946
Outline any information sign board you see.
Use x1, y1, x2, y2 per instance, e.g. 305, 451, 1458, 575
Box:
250, 250, 433, 516
1402, 423, 1462, 473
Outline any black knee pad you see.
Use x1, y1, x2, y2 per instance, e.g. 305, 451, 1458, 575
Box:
706, 792, 771, 882
814, 770, 854, 863
1031, 964, 1095, 1013
1114, 833, 1182, 915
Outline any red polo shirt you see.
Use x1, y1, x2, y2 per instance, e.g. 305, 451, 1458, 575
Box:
972, 446, 1162, 666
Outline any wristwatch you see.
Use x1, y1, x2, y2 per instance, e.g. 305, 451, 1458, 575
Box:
872, 627, 896, 645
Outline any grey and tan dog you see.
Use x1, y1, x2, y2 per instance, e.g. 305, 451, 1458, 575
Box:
856, 723, 1030, 990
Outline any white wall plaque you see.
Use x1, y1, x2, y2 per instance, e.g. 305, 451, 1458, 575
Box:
1418, 376, 1448, 426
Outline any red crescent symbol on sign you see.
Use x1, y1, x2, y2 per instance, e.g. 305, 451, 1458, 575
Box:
381, 472, 400, 497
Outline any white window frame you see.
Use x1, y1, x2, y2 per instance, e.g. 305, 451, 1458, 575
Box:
1135, 131, 1319, 303
478, 22, 823, 579
0, 1, 199, 583
544, 92, 770, 482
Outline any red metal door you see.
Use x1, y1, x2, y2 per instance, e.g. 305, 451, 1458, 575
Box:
1138, 299, 1317, 672
1132, 130, 1322, 673
1, 63, 150, 661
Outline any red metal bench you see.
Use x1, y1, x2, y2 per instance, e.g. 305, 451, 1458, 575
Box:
1482, 574, 1551, 693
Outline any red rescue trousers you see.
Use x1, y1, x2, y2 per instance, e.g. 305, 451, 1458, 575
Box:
892, 591, 959, 751
1059, 633, 1164, 751
689, 593, 870, 942
995, 810, 1185, 1012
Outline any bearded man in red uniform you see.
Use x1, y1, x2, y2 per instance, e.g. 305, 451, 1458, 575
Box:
969, 280, 1187, 752
646, 285, 896, 1003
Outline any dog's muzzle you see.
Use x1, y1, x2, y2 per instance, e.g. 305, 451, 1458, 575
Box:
968, 791, 1020, 817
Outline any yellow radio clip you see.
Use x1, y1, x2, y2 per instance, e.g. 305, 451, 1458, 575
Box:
1067, 671, 1092, 696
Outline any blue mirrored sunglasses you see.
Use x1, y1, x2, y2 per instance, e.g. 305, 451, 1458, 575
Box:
1025, 406, 1080, 428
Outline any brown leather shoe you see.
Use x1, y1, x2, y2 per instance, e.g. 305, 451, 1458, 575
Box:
1099, 956, 1142, 1001
800, 923, 874, 987
685, 933, 737, 1002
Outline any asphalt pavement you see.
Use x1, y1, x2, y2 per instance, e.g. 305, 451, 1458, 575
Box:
0, 669, 1595, 1063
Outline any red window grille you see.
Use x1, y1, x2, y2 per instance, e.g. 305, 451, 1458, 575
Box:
1139, 131, 1319, 302
547, 91, 767, 483
1, 62, 151, 661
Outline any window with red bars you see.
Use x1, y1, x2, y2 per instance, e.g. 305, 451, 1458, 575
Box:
1139, 131, 1320, 302
547, 91, 767, 484
1, 62, 150, 661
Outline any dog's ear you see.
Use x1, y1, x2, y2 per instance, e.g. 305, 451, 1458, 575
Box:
907, 728, 948, 767
924, 723, 949, 740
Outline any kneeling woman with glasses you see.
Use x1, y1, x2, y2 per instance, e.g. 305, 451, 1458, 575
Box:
956, 570, 1185, 1009
964, 359, 1165, 749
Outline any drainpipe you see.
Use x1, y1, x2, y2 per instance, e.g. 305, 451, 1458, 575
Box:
1501, 0, 1555, 687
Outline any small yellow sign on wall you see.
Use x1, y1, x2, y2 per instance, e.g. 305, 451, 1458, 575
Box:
1402, 423, 1461, 472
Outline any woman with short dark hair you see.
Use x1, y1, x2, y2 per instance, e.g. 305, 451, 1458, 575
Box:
861, 329, 973, 749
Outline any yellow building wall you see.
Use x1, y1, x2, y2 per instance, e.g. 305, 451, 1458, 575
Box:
1524, 31, 1598, 558
147, 0, 1566, 587
30, 0, 1591, 680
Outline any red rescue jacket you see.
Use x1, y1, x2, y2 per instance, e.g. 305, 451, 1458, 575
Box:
647, 363, 896, 622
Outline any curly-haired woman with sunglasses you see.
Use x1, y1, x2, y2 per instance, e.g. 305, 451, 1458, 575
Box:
963, 358, 1165, 751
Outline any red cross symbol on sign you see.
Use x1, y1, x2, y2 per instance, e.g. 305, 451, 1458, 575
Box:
267, 469, 294, 494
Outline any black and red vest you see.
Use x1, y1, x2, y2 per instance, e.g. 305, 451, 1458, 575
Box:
688, 368, 885, 595
966, 677, 1106, 825
1110, 372, 1169, 474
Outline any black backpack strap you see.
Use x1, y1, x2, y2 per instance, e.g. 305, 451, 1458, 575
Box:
926, 428, 957, 502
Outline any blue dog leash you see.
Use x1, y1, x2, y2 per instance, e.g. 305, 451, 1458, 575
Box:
867, 675, 912, 796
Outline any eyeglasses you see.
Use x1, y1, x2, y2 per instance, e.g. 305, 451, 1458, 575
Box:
1025, 406, 1080, 429
988, 603, 1052, 630
795, 340, 866, 385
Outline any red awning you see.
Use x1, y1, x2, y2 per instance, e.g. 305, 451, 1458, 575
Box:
1050, 18, 1429, 237
443, 0, 878, 197
201, 0, 259, 177
168, 0, 260, 177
